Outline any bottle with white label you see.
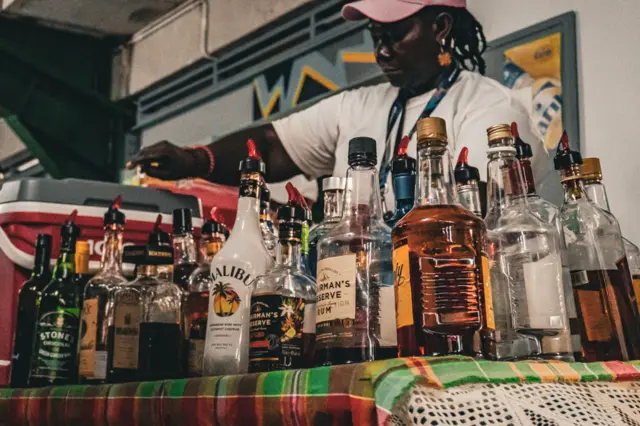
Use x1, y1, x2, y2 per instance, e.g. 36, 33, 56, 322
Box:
484, 124, 568, 359
316, 137, 395, 366
249, 183, 316, 373
79, 196, 128, 384
202, 140, 274, 376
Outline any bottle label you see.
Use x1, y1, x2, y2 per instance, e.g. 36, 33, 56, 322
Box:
522, 253, 565, 330
301, 223, 310, 256
303, 303, 316, 334
203, 260, 261, 375
393, 241, 414, 329
187, 339, 205, 375
481, 256, 496, 330
249, 294, 306, 369
113, 302, 141, 369
633, 276, 640, 312
79, 298, 98, 377
571, 270, 614, 343
31, 309, 79, 380
316, 254, 356, 347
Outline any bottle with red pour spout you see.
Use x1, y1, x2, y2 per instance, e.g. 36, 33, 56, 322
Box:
555, 132, 640, 361
29, 210, 82, 387
454, 147, 482, 217
203, 139, 274, 376
78, 196, 129, 384
385, 136, 416, 227
248, 183, 316, 372
290, 186, 314, 277
316, 137, 395, 366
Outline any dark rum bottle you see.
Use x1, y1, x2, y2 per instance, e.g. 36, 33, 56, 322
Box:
10, 234, 52, 388
555, 132, 640, 361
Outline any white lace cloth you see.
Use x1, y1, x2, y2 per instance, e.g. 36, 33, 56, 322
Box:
392, 381, 640, 425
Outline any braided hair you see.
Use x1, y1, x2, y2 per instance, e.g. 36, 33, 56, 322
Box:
421, 6, 487, 75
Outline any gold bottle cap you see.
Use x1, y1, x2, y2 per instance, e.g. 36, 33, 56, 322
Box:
580, 157, 603, 182
417, 117, 448, 141
76, 241, 90, 255
487, 124, 513, 146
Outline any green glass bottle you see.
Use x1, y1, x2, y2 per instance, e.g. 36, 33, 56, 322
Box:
29, 210, 82, 387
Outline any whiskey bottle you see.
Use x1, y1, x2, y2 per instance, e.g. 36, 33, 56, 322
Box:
249, 183, 316, 372
386, 136, 416, 227
555, 132, 640, 361
29, 211, 82, 387
172, 208, 199, 291
10, 234, 52, 388
454, 147, 482, 217
581, 157, 640, 312
316, 137, 394, 366
184, 209, 227, 377
513, 122, 577, 361
260, 184, 278, 258
203, 139, 274, 376
308, 177, 345, 279
392, 118, 492, 358
79, 197, 128, 384
484, 124, 568, 359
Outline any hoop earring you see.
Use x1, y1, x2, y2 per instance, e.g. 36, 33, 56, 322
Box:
438, 38, 452, 67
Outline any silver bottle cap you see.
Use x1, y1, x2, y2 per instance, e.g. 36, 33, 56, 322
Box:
323, 177, 346, 192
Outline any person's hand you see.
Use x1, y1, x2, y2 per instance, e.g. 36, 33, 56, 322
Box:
127, 140, 202, 180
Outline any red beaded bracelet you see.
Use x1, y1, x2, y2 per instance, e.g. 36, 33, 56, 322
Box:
187, 145, 215, 178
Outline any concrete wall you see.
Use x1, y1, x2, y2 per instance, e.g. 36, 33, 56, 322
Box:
468, 0, 640, 245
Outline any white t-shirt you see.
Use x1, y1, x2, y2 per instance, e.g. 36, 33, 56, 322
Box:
272, 71, 556, 207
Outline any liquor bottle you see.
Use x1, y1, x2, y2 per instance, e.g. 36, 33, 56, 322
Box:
74, 241, 92, 292
386, 136, 416, 227
172, 208, 199, 291
484, 124, 568, 359
10, 234, 52, 388
316, 137, 394, 366
29, 211, 82, 387
260, 184, 278, 258
555, 132, 640, 361
454, 147, 482, 217
184, 208, 227, 377
107, 245, 145, 383
392, 118, 492, 358
512, 122, 577, 361
308, 177, 345, 279
249, 183, 316, 372
203, 139, 274, 376
79, 197, 128, 384
580, 157, 640, 311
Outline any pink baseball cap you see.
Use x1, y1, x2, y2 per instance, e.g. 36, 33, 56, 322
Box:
342, 0, 467, 23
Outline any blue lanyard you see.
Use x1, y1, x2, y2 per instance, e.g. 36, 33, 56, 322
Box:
379, 67, 461, 192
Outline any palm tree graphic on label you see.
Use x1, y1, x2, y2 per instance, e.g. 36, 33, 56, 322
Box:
212, 282, 241, 317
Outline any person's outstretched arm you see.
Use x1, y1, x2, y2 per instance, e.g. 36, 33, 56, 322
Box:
127, 123, 302, 187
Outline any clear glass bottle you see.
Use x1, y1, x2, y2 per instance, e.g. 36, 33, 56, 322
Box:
454, 147, 482, 217
513, 122, 577, 361
184, 212, 227, 377
203, 139, 274, 376
555, 132, 640, 361
308, 177, 345, 279
484, 124, 568, 359
172, 208, 199, 291
260, 184, 278, 259
11, 234, 52, 388
79, 198, 128, 384
581, 157, 640, 313
386, 136, 416, 227
316, 137, 395, 366
249, 183, 316, 372
392, 118, 493, 358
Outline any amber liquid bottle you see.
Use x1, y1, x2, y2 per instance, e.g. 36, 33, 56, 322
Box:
392, 117, 493, 358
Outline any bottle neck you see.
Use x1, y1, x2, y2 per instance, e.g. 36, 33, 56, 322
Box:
456, 180, 482, 217
202, 233, 225, 262
173, 232, 198, 266
53, 248, 76, 281
561, 165, 585, 203
137, 265, 158, 278
233, 172, 263, 238
519, 157, 537, 195
101, 225, 124, 274
343, 164, 384, 221
32, 245, 51, 279
392, 173, 416, 207
75, 253, 90, 275
276, 239, 303, 270
486, 149, 529, 214
415, 142, 458, 206
583, 179, 611, 211
323, 189, 343, 222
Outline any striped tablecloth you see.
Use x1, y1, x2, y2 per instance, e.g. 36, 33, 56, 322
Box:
1, 356, 639, 426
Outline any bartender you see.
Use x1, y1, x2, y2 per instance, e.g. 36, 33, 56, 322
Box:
129, 0, 553, 210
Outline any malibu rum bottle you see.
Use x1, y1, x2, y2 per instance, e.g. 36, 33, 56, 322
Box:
202, 139, 274, 376
392, 118, 493, 358
555, 132, 640, 361
79, 197, 128, 384
249, 183, 316, 372
29, 211, 82, 386
10, 234, 52, 388
316, 137, 395, 366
